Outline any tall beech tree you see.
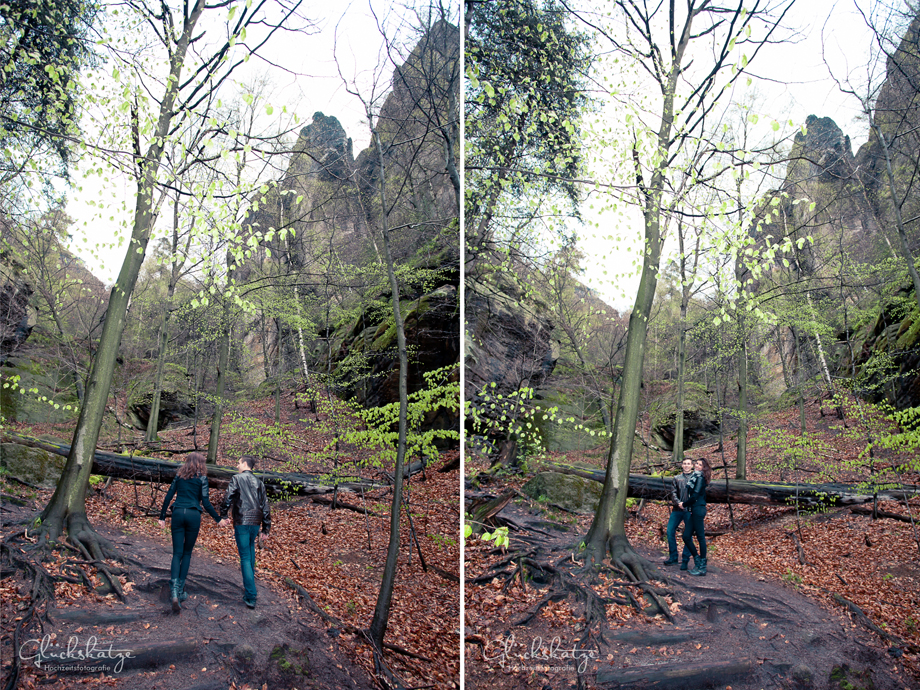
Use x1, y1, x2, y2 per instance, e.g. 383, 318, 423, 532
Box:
581, 0, 796, 577
333, 7, 461, 663
34, 0, 304, 557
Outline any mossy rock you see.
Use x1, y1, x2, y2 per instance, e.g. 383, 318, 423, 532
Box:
532, 387, 607, 453
647, 381, 719, 451
0, 443, 65, 489
521, 471, 601, 515
0, 358, 80, 424
125, 363, 196, 431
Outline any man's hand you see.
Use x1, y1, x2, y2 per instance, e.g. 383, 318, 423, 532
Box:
158, 519, 166, 529
219, 518, 230, 528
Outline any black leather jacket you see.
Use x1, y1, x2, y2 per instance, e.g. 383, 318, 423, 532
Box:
220, 470, 271, 534
684, 471, 707, 510
668, 472, 692, 511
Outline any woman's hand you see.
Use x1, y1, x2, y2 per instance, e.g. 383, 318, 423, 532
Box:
158, 519, 166, 529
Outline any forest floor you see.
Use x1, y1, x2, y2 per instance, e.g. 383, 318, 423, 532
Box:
1, 390, 460, 689
464, 396, 920, 689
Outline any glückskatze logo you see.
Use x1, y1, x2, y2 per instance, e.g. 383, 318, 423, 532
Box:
481, 633, 598, 674
19, 634, 136, 673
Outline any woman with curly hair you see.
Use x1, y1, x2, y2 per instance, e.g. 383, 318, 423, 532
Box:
680, 458, 711, 576
159, 452, 221, 611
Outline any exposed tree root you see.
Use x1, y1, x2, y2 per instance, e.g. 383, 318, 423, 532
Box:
1, 545, 55, 690
283, 576, 428, 689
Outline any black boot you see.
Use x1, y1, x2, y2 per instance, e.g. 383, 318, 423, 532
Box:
170, 579, 181, 611
663, 554, 678, 565
680, 555, 690, 571
178, 579, 188, 602
689, 556, 707, 576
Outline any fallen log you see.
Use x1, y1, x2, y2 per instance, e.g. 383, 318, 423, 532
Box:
848, 505, 918, 524
536, 462, 920, 507
2, 432, 381, 498
595, 656, 754, 687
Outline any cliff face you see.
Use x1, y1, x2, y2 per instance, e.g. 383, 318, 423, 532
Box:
0, 218, 106, 423
750, 10, 920, 410
855, 10, 920, 248
241, 21, 460, 420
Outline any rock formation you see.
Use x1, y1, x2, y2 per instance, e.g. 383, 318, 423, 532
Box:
240, 20, 460, 425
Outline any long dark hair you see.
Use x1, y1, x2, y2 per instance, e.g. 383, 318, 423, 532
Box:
696, 458, 712, 485
177, 452, 207, 480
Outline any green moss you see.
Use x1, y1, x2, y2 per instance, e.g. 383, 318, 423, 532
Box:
895, 305, 920, 350
270, 644, 310, 676
648, 381, 714, 430
829, 665, 874, 690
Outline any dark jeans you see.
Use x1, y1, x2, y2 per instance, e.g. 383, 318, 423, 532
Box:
234, 525, 260, 603
170, 507, 201, 581
682, 505, 707, 559
666, 510, 690, 560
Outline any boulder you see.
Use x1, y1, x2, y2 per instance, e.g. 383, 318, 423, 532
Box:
125, 363, 197, 431
521, 471, 601, 514
533, 386, 607, 453
128, 390, 196, 431
0, 357, 80, 424
648, 381, 720, 452
0, 443, 65, 488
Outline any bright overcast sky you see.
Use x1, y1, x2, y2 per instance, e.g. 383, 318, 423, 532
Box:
572, 0, 882, 310
66, 0, 447, 284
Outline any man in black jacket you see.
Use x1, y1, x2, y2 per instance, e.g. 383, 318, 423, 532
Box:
219, 455, 271, 608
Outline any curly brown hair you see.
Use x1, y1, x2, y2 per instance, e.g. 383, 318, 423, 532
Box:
177, 452, 207, 480
695, 458, 712, 485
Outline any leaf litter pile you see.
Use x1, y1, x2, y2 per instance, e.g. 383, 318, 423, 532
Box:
464, 396, 920, 689
2, 390, 460, 689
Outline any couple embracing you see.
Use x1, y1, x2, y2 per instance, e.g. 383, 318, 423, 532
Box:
157, 453, 271, 612
664, 457, 712, 576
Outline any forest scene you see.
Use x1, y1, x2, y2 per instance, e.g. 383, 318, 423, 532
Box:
1, 1, 459, 689
465, 0, 920, 689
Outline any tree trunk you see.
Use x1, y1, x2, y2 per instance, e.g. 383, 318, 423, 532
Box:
791, 325, 807, 433
736, 316, 748, 480
673, 218, 699, 464
36, 4, 203, 555
583, 46, 679, 566
145, 279, 178, 444
584, 185, 663, 564
207, 294, 231, 465
368, 124, 410, 651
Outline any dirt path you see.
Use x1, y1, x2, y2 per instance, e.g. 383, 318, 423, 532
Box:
464, 504, 913, 690
2, 500, 376, 690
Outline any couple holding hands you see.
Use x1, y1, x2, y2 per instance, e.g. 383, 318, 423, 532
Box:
157, 453, 271, 612
664, 457, 712, 576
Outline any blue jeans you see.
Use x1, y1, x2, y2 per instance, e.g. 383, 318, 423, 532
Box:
233, 525, 260, 603
666, 510, 690, 561
682, 505, 707, 559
